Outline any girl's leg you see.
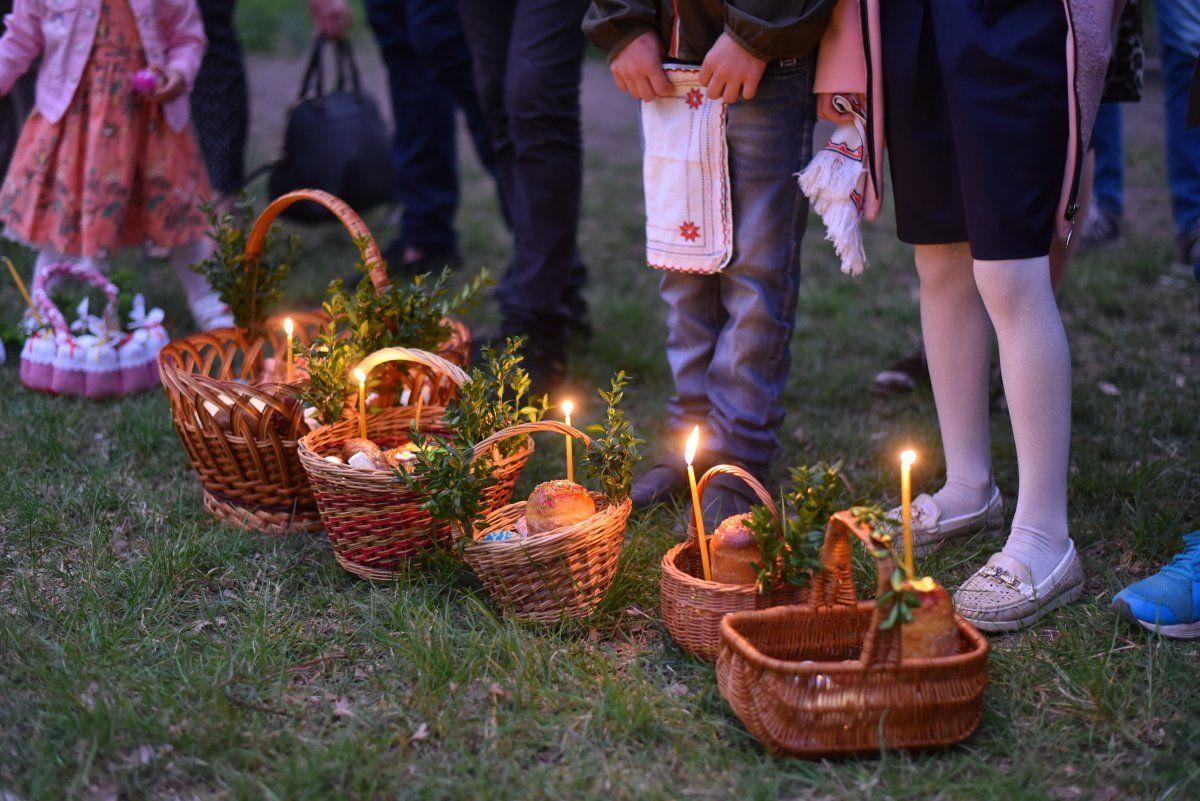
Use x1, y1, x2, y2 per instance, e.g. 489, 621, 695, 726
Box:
169, 239, 232, 331
973, 256, 1071, 585
915, 242, 994, 518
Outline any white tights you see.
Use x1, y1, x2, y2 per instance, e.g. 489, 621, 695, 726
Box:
916, 243, 1072, 584
33, 240, 216, 307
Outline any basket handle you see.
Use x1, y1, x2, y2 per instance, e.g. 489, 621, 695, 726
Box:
31, 260, 120, 338
353, 347, 471, 390
243, 190, 388, 290
695, 464, 778, 520
468, 420, 591, 464
809, 510, 903, 669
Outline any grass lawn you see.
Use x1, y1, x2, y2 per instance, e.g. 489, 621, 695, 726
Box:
2, 17, 1199, 801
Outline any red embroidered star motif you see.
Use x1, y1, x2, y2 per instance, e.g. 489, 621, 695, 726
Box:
685, 88, 704, 110
679, 220, 701, 241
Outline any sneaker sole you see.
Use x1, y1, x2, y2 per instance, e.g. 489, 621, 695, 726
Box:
1112, 598, 1200, 640
965, 578, 1084, 634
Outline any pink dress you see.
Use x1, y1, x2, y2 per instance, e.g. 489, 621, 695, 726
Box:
0, 0, 211, 258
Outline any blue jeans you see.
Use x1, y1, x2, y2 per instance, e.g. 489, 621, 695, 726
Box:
365, 0, 500, 254
659, 60, 816, 472
1092, 0, 1200, 235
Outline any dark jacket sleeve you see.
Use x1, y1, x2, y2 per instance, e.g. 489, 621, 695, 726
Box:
723, 0, 838, 61
583, 0, 659, 61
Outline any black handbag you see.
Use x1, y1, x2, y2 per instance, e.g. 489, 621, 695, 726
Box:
266, 37, 396, 224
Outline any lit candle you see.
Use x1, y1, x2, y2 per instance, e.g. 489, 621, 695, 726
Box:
562, 399, 575, 483
283, 317, 295, 383
900, 449, 917, 578
354, 367, 368, 439
685, 426, 712, 582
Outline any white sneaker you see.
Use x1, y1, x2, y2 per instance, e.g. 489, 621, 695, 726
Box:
955, 541, 1085, 633
190, 294, 234, 332
883, 486, 1004, 560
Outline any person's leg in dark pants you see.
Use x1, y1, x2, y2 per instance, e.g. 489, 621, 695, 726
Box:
367, 0, 462, 268
459, 0, 591, 391
191, 0, 248, 200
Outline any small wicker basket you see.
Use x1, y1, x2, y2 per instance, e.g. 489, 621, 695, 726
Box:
716, 511, 989, 758
159, 190, 469, 534
661, 464, 809, 662
462, 421, 634, 623
298, 347, 533, 581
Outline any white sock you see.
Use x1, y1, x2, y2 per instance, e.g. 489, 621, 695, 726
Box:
974, 256, 1072, 584
915, 243, 994, 519
169, 239, 217, 307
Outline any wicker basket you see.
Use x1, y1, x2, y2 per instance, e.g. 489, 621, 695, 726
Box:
716, 511, 990, 758
298, 347, 534, 581
661, 464, 809, 662
462, 421, 634, 623
159, 190, 468, 534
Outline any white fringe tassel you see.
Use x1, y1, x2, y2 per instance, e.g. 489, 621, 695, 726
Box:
797, 141, 869, 277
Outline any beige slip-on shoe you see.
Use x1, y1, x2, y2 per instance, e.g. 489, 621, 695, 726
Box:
955, 541, 1085, 633
883, 486, 1005, 559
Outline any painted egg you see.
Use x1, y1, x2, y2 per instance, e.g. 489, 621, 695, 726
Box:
481, 529, 519, 543
132, 69, 160, 94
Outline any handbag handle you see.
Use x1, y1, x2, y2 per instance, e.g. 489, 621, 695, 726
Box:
299, 37, 364, 101
469, 420, 591, 464
299, 36, 328, 101
808, 510, 903, 668
243, 189, 388, 290
334, 39, 363, 94
31, 261, 119, 339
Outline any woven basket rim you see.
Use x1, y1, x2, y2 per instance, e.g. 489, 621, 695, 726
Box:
719, 604, 990, 674
663, 539, 783, 594
465, 493, 633, 554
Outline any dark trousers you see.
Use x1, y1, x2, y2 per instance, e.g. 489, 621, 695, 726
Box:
366, 0, 501, 255
191, 0, 248, 195
458, 0, 589, 328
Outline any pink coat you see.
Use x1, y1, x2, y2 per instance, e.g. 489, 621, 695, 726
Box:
813, 0, 1123, 240
0, 0, 206, 133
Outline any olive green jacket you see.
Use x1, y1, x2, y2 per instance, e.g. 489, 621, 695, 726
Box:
583, 0, 836, 64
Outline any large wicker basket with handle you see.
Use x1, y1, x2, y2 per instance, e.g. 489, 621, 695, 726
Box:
159, 190, 469, 535
298, 347, 534, 581
462, 421, 634, 623
661, 464, 809, 662
716, 511, 989, 758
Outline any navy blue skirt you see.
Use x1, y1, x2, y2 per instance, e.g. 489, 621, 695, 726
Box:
881, 0, 1069, 260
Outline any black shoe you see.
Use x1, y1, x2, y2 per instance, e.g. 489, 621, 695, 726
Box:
871, 348, 928, 396
473, 321, 568, 399
1176, 222, 1200, 272
631, 461, 690, 510
700, 472, 758, 530
384, 240, 462, 280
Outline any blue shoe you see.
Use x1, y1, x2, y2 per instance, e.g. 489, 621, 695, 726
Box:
1112, 531, 1200, 639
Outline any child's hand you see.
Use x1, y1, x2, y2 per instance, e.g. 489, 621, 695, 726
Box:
152, 70, 187, 103
609, 30, 672, 102
700, 33, 767, 103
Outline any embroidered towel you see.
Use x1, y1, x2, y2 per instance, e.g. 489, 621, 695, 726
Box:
798, 94, 869, 276
642, 67, 732, 274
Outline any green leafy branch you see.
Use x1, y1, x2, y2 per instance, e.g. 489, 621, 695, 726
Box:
580, 371, 643, 503
190, 197, 300, 337
858, 510, 921, 630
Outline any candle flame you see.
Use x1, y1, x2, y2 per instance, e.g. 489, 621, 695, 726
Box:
283, 317, 294, 336
901, 449, 917, 467
562, 400, 574, 419
685, 425, 700, 466
353, 368, 367, 385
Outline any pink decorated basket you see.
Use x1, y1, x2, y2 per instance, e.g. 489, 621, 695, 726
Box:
20, 261, 167, 399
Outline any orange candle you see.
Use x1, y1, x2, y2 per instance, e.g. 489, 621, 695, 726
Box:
283, 317, 295, 383
900, 449, 917, 578
685, 426, 712, 581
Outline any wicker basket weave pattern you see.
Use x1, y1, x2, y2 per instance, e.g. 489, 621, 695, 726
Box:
462, 421, 634, 623
661, 464, 808, 662
160, 190, 469, 534
715, 511, 989, 758
298, 347, 534, 581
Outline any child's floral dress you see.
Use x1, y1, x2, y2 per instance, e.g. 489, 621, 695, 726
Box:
0, 0, 212, 258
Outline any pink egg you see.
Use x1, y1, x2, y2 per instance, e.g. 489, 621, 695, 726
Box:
131, 69, 159, 95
